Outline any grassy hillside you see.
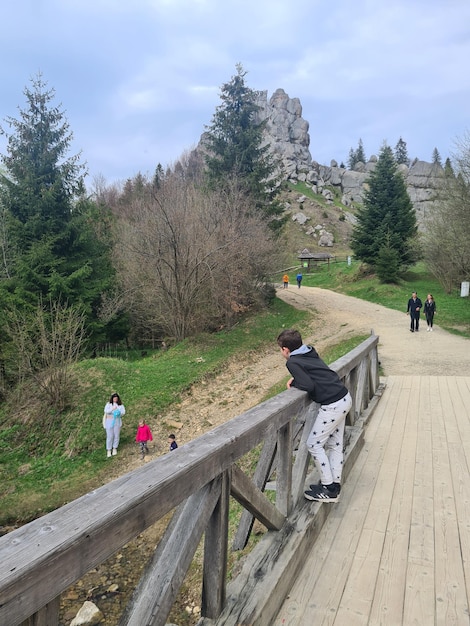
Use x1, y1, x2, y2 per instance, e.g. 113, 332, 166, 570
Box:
0, 298, 315, 526
279, 181, 356, 260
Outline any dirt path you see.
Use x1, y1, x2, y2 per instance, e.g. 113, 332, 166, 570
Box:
106, 286, 470, 474
171, 286, 470, 439
277, 286, 470, 376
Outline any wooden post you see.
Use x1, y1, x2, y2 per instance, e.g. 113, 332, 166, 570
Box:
276, 420, 293, 516
202, 471, 230, 618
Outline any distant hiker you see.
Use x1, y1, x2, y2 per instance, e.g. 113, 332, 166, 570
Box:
103, 392, 126, 457
296, 272, 303, 288
168, 434, 178, 451
282, 274, 289, 289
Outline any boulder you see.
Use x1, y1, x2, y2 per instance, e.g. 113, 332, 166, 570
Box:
70, 601, 104, 626
292, 212, 309, 225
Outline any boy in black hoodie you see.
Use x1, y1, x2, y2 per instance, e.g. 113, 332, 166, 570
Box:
277, 329, 352, 502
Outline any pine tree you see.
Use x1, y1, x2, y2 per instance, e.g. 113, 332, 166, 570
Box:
356, 139, 366, 164
347, 147, 357, 170
351, 145, 418, 276
348, 139, 366, 169
394, 137, 409, 165
375, 236, 401, 283
444, 157, 454, 178
432, 147, 442, 166
204, 64, 284, 230
0, 75, 114, 341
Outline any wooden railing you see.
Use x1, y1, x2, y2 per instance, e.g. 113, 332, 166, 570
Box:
0, 334, 380, 626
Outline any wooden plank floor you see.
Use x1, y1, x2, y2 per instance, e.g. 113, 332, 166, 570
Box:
274, 376, 470, 626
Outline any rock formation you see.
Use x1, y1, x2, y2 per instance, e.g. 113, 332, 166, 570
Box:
197, 87, 445, 230
254, 88, 312, 179
253, 89, 444, 229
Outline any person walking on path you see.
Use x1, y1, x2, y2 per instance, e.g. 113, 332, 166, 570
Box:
406, 291, 422, 333
296, 272, 303, 288
282, 274, 289, 289
424, 293, 436, 331
103, 392, 126, 457
277, 328, 352, 503
135, 419, 153, 459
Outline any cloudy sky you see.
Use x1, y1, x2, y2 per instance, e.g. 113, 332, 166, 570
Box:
1, 0, 469, 186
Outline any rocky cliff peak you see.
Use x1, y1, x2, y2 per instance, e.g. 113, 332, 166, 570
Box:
256, 89, 444, 228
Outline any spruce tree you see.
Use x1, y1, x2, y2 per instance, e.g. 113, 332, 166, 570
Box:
204, 64, 284, 230
444, 157, 454, 178
348, 139, 366, 169
356, 138, 366, 164
351, 144, 418, 276
394, 137, 409, 165
376, 236, 401, 283
0, 75, 114, 341
432, 147, 442, 166
347, 147, 357, 170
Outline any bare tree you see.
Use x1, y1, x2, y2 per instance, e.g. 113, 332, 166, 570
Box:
108, 171, 279, 342
423, 131, 470, 292
4, 299, 87, 411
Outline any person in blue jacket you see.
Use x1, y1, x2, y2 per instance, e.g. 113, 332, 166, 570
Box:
277, 329, 352, 503
296, 272, 303, 288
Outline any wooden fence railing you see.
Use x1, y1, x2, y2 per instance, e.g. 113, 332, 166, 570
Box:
0, 334, 380, 626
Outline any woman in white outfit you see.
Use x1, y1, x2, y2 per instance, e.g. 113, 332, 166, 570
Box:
103, 392, 126, 457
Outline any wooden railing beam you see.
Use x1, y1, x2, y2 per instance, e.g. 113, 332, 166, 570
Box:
0, 335, 380, 626
230, 465, 285, 531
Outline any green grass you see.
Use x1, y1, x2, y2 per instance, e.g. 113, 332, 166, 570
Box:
299, 260, 470, 337
0, 298, 309, 525
0, 293, 370, 526
287, 180, 360, 213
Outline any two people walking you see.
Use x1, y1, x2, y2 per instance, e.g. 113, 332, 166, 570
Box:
406, 292, 436, 332
283, 272, 303, 289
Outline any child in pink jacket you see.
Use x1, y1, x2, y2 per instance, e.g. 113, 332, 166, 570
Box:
135, 419, 153, 458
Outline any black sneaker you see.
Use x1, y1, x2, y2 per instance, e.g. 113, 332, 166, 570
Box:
304, 484, 340, 502
309, 481, 341, 495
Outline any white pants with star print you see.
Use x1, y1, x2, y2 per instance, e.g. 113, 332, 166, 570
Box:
306, 392, 352, 485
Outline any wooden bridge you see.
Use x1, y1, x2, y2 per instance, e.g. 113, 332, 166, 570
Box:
274, 375, 470, 625
1, 336, 469, 625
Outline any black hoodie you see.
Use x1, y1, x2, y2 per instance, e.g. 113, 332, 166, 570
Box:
286, 346, 348, 405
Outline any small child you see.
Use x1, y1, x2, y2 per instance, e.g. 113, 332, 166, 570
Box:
168, 434, 178, 451
135, 419, 153, 458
